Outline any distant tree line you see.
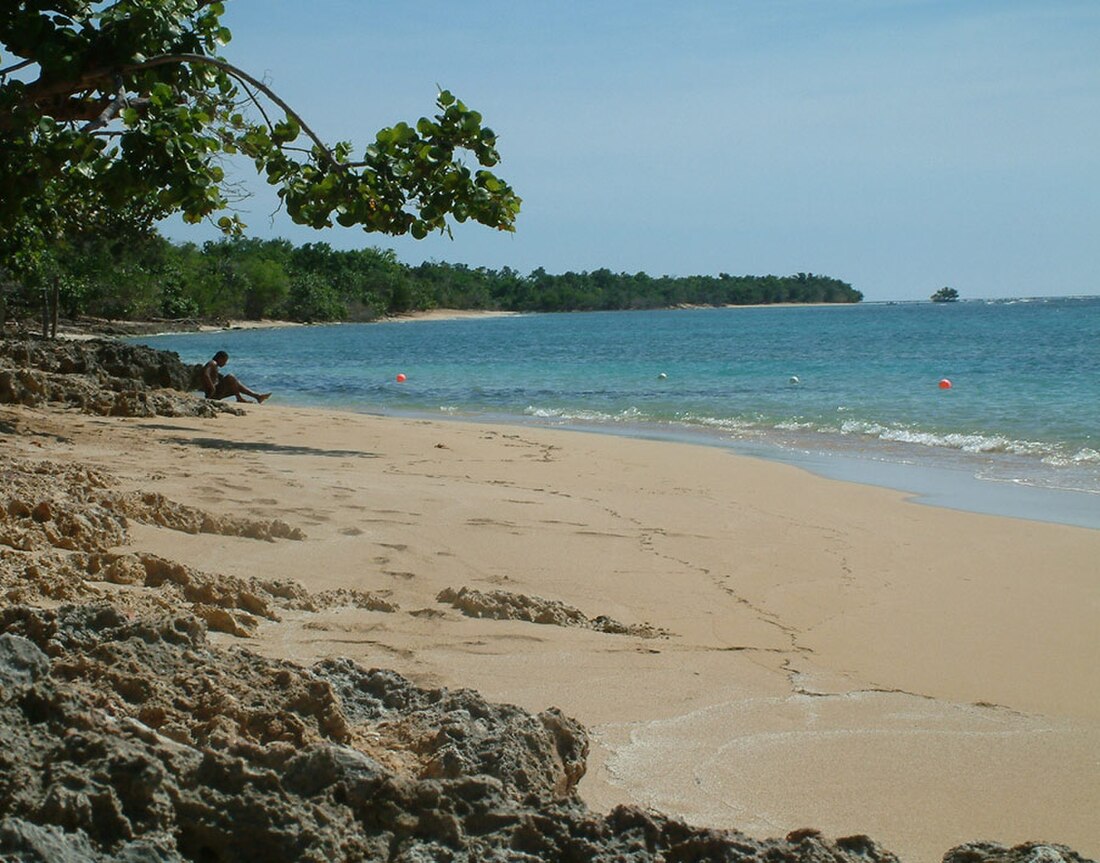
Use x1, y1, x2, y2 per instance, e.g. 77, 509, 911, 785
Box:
1, 229, 862, 327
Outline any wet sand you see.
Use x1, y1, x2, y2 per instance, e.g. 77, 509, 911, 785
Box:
9, 403, 1098, 862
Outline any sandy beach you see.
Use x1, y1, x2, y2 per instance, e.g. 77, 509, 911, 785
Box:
4, 400, 1097, 862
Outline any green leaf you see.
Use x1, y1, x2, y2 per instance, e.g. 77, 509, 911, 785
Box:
272, 118, 300, 144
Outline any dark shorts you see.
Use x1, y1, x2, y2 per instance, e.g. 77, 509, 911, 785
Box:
205, 374, 233, 399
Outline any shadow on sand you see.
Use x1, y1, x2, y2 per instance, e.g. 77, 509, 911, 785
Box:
166, 436, 378, 459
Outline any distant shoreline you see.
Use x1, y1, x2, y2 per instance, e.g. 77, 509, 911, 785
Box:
48, 303, 858, 340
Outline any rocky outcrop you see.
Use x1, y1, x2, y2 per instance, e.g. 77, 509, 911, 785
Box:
0, 603, 910, 863
0, 455, 396, 637
943, 844, 1092, 863
3, 601, 1088, 862
110, 489, 305, 542
437, 585, 669, 639
0, 337, 239, 417
0, 456, 304, 554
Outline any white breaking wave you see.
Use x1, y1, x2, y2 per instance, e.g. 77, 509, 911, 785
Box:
525, 405, 646, 423
1043, 448, 1100, 467
833, 419, 1057, 457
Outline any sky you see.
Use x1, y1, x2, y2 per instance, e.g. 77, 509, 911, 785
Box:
157, 1, 1100, 302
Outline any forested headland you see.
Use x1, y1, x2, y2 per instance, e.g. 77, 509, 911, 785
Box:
1, 232, 862, 326
1, 1, 857, 331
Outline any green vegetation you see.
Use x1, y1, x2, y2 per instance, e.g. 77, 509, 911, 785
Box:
0, 0, 519, 330
0, 231, 862, 323
0, 3, 859, 326
931, 286, 959, 302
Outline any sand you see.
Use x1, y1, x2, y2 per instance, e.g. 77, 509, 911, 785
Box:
7, 402, 1098, 862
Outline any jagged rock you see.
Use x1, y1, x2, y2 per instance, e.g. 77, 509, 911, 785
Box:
944, 843, 1093, 863
0, 601, 1093, 862
0, 458, 128, 554
0, 338, 196, 390
437, 585, 669, 638
0, 337, 241, 417
109, 490, 305, 542
0, 455, 401, 638
0, 633, 49, 695
311, 588, 399, 612
314, 659, 589, 800
0, 602, 869, 863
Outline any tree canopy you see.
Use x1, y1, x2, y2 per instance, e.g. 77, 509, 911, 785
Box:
0, 0, 521, 278
1, 231, 862, 324
930, 286, 959, 303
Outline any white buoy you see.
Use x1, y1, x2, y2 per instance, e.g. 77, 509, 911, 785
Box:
658, 372, 667, 380
789, 376, 800, 385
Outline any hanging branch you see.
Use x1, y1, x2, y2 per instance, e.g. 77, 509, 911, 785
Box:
16, 53, 342, 171
121, 54, 342, 170
0, 58, 34, 78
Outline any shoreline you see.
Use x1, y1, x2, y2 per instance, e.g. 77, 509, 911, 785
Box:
46, 302, 862, 341
3, 399, 1097, 862
67, 307, 1095, 531
509, 414, 1100, 531
201, 398, 1100, 532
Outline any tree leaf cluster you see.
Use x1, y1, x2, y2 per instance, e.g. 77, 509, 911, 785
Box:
3, 229, 862, 325
1, 0, 520, 285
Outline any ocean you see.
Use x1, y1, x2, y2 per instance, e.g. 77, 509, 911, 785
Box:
133, 296, 1100, 529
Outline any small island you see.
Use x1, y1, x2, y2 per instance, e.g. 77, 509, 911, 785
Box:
931, 286, 960, 303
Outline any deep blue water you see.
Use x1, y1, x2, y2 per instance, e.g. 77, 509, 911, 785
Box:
133, 297, 1100, 528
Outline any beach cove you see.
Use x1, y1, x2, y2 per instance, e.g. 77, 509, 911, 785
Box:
134, 298, 1100, 530
3, 385, 1097, 861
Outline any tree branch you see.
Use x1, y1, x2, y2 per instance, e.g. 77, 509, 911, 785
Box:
0, 58, 35, 78
122, 53, 342, 170
18, 53, 342, 171
80, 76, 125, 133
237, 79, 277, 136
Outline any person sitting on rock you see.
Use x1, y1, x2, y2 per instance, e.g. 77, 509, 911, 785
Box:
201, 350, 271, 403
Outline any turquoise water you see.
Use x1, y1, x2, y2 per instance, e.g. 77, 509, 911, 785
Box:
134, 297, 1100, 528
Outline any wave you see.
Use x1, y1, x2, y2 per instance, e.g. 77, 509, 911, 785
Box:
834, 420, 1051, 456
521, 405, 1075, 455
513, 403, 1097, 480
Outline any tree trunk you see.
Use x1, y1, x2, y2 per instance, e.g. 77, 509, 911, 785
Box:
50, 277, 59, 338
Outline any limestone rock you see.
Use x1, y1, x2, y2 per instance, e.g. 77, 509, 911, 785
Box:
437, 585, 668, 638
0, 337, 241, 418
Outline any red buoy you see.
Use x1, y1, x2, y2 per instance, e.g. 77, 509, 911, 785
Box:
396, 373, 407, 383
938, 378, 952, 390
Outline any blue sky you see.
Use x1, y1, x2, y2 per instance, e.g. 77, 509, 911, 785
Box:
158, 1, 1100, 301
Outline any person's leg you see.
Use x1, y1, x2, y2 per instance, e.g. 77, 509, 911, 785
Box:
245, 387, 271, 403
220, 374, 270, 403
217, 374, 247, 402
